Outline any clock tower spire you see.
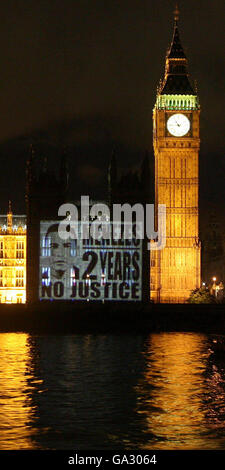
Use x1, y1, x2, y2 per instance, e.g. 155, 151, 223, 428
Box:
174, 3, 179, 24
159, 5, 195, 98
150, 6, 201, 303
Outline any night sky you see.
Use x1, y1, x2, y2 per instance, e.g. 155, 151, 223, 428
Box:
0, 0, 224, 213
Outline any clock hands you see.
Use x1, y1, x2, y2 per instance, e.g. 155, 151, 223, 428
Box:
167, 114, 190, 136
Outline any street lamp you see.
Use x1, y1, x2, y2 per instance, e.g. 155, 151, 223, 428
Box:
211, 277, 217, 297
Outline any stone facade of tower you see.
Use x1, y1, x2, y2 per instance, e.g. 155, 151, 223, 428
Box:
150, 10, 201, 303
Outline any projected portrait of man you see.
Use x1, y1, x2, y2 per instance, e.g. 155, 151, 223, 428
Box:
42, 223, 79, 281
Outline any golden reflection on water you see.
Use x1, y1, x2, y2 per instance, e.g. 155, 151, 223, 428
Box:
0, 333, 36, 450
136, 332, 214, 450
1, 332, 225, 450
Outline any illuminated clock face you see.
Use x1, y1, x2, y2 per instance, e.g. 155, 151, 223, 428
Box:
167, 113, 190, 137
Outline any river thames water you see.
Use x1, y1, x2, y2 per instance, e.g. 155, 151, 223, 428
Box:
0, 331, 225, 450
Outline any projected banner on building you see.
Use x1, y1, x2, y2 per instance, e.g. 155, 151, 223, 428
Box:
39, 221, 142, 301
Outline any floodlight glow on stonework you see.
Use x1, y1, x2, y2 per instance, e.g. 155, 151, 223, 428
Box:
0, 206, 26, 304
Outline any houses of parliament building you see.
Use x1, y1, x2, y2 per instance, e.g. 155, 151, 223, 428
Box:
0, 7, 203, 304
0, 203, 26, 303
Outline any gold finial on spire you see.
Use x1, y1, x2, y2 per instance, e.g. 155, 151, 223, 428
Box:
174, 3, 179, 23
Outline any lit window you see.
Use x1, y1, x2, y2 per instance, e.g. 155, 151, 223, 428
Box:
0, 270, 2, 287
16, 270, 24, 287
42, 267, 50, 286
70, 239, 77, 256
42, 237, 51, 256
0, 242, 3, 258
16, 241, 24, 259
70, 268, 76, 287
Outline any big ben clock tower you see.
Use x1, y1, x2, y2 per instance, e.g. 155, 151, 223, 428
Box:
150, 6, 201, 303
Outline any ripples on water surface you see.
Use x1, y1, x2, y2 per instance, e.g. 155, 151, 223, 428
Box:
0, 332, 225, 450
